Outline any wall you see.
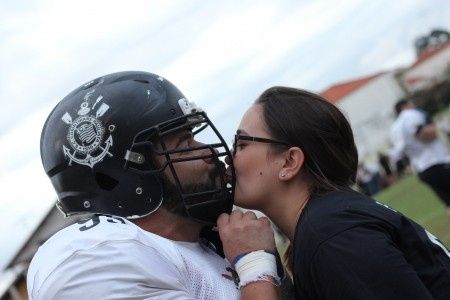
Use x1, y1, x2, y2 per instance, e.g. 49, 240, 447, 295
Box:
403, 45, 450, 93
336, 72, 406, 160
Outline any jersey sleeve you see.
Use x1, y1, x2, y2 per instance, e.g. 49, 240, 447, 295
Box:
402, 110, 426, 137
31, 240, 196, 300
307, 225, 434, 300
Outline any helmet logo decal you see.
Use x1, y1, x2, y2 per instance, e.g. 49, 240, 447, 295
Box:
61, 95, 114, 168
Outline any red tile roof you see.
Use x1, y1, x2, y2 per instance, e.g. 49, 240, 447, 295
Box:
320, 72, 384, 103
320, 43, 450, 104
410, 42, 450, 69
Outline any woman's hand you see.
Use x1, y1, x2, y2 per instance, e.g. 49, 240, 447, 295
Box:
217, 210, 276, 263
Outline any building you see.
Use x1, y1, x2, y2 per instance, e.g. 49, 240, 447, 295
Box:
321, 71, 406, 160
320, 41, 450, 163
402, 42, 450, 93
0, 206, 83, 300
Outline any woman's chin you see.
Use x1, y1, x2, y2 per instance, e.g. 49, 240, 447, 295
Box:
233, 195, 247, 208
234, 196, 258, 210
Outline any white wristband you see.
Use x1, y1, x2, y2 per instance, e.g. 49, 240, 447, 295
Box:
234, 250, 280, 288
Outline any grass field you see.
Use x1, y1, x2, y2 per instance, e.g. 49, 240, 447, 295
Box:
375, 174, 450, 247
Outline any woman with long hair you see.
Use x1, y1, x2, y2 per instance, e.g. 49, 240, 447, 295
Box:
218, 87, 450, 299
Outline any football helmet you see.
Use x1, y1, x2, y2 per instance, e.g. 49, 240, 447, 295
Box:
40, 71, 235, 224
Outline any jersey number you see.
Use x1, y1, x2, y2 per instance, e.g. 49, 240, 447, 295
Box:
78, 215, 126, 231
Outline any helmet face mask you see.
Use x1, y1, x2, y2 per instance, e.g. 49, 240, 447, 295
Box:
126, 110, 235, 224
41, 71, 235, 225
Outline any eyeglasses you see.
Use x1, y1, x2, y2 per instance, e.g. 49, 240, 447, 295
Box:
233, 134, 291, 155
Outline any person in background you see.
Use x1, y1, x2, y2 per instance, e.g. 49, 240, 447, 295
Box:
378, 151, 397, 187
356, 162, 382, 196
390, 99, 450, 216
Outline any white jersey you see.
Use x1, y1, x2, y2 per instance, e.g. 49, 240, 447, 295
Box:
390, 109, 450, 172
27, 215, 239, 300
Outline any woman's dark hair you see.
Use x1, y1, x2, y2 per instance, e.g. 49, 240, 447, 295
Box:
256, 86, 358, 193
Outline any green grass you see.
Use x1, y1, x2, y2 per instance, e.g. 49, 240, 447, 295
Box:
374, 175, 450, 247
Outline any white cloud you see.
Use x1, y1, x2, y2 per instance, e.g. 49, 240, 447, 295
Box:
235, 0, 365, 82
162, 2, 281, 98
360, 0, 450, 72
0, 0, 191, 133
0, 157, 55, 269
0, 108, 50, 172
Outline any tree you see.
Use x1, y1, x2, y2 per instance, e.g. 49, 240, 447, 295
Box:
414, 28, 450, 56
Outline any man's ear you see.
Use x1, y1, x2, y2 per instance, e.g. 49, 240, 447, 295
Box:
278, 147, 305, 181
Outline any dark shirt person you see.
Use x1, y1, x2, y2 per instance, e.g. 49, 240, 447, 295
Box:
218, 87, 450, 299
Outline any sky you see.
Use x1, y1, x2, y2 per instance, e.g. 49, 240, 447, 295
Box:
1, 0, 450, 270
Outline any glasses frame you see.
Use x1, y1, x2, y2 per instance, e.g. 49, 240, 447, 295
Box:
233, 134, 291, 155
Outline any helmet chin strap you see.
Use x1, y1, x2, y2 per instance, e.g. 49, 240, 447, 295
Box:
182, 188, 233, 225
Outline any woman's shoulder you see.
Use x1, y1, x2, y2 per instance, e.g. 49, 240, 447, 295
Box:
295, 190, 398, 248
301, 189, 374, 220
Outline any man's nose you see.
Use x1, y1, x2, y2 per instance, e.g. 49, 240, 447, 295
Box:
195, 141, 218, 164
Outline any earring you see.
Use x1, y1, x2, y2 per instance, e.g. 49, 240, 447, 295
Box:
280, 172, 287, 178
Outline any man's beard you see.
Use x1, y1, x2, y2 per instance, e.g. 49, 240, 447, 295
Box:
160, 163, 226, 218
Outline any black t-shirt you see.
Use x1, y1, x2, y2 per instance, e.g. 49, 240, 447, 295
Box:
293, 189, 450, 300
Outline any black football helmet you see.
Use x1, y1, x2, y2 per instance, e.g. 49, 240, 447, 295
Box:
40, 71, 235, 224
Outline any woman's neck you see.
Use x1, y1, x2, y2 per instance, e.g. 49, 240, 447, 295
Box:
263, 180, 310, 242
